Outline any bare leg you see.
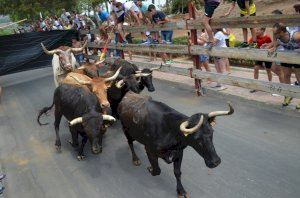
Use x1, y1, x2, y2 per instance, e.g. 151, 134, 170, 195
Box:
242, 28, 248, 43
145, 147, 161, 176
254, 65, 260, 80
225, 58, 231, 73
174, 150, 189, 198
271, 63, 284, 83
250, 28, 257, 42
203, 16, 214, 42
282, 67, 292, 84
294, 68, 300, 84
266, 68, 272, 82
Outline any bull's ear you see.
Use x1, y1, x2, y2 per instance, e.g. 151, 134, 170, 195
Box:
105, 81, 112, 88
208, 117, 216, 127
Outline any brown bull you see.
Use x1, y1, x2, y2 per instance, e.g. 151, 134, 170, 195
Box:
62, 67, 122, 110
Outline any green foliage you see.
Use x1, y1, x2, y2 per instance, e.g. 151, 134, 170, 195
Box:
173, 36, 188, 45
0, 28, 14, 36
0, 0, 109, 22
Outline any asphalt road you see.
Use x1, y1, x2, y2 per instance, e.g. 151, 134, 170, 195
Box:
0, 69, 299, 198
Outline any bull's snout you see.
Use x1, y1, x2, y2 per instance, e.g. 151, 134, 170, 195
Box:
91, 144, 102, 154
148, 87, 155, 92
101, 102, 110, 108
205, 157, 221, 168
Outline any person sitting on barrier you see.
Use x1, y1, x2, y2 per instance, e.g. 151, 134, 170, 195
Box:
196, 0, 222, 50
148, 4, 173, 65
248, 28, 273, 93
224, 0, 257, 48
96, 6, 112, 26
268, 23, 300, 108
212, 28, 228, 90
72, 38, 85, 66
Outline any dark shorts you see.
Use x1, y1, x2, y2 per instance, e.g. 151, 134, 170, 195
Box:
240, 12, 256, 17
117, 13, 125, 24
281, 63, 300, 68
125, 33, 133, 44
205, 2, 220, 18
256, 61, 272, 69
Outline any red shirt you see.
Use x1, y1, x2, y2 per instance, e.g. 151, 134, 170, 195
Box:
249, 35, 272, 49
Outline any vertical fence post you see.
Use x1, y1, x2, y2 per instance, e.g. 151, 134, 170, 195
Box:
188, 1, 202, 96
118, 34, 125, 59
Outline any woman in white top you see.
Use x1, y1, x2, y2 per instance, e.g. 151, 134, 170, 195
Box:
213, 29, 228, 90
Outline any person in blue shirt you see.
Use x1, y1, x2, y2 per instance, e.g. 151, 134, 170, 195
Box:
135, 0, 152, 24
96, 6, 111, 25
148, 4, 173, 65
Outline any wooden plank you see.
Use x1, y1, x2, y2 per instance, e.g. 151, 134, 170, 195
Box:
80, 14, 300, 35
86, 56, 300, 98
87, 43, 300, 65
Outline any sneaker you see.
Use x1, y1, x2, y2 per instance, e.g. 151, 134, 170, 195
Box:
282, 96, 293, 106
250, 89, 256, 93
0, 173, 5, 181
296, 103, 300, 110
0, 186, 4, 195
295, 81, 299, 86
271, 93, 281, 97
121, 41, 128, 47
239, 42, 249, 48
249, 42, 258, 48
204, 42, 214, 50
166, 60, 173, 65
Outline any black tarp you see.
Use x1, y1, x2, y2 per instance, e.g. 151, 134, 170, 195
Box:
0, 30, 78, 76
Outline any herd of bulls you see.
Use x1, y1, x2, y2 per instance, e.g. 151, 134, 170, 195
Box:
37, 44, 234, 198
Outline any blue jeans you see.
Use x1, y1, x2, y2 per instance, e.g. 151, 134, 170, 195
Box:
75, 54, 84, 65
161, 31, 173, 43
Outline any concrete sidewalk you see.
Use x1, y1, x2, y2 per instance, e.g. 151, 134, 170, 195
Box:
126, 54, 300, 112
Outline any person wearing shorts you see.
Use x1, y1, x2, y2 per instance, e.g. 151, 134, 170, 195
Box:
268, 23, 300, 108
249, 28, 273, 93
225, 0, 257, 48
197, 0, 221, 50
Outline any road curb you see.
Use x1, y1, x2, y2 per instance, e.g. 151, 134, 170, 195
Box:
153, 77, 300, 117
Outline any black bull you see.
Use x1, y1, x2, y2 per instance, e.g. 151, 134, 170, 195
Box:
118, 91, 234, 198
37, 84, 116, 160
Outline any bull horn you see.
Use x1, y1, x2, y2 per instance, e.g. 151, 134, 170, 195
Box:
41, 43, 61, 55
115, 79, 125, 88
102, 115, 116, 122
69, 117, 83, 126
135, 70, 142, 74
180, 115, 204, 135
77, 66, 85, 70
150, 63, 162, 71
208, 103, 234, 118
135, 73, 151, 77
70, 75, 92, 85
104, 67, 122, 82
70, 40, 87, 52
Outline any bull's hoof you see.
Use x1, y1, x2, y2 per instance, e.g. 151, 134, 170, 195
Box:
133, 159, 141, 166
178, 193, 190, 198
147, 166, 161, 176
55, 145, 61, 152
67, 140, 79, 148
77, 155, 86, 161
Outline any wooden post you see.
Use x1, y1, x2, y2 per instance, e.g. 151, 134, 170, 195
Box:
188, 1, 202, 96
118, 34, 125, 59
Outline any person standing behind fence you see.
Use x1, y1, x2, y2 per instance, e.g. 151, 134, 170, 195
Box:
96, 6, 111, 26
268, 23, 300, 109
72, 39, 85, 66
224, 0, 257, 48
148, 4, 173, 65
212, 28, 228, 90
196, 0, 222, 50
248, 28, 272, 93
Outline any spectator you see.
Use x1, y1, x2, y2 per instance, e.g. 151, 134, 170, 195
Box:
83, 15, 96, 30
135, 0, 153, 24
197, 0, 222, 50
225, 0, 257, 48
110, 0, 128, 45
61, 9, 70, 24
249, 28, 273, 93
72, 39, 85, 66
268, 23, 300, 108
142, 31, 157, 62
193, 30, 211, 72
123, 1, 142, 25
213, 28, 228, 90
148, 4, 173, 65
96, 6, 111, 25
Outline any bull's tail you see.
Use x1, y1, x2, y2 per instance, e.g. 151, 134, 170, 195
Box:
37, 102, 55, 126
